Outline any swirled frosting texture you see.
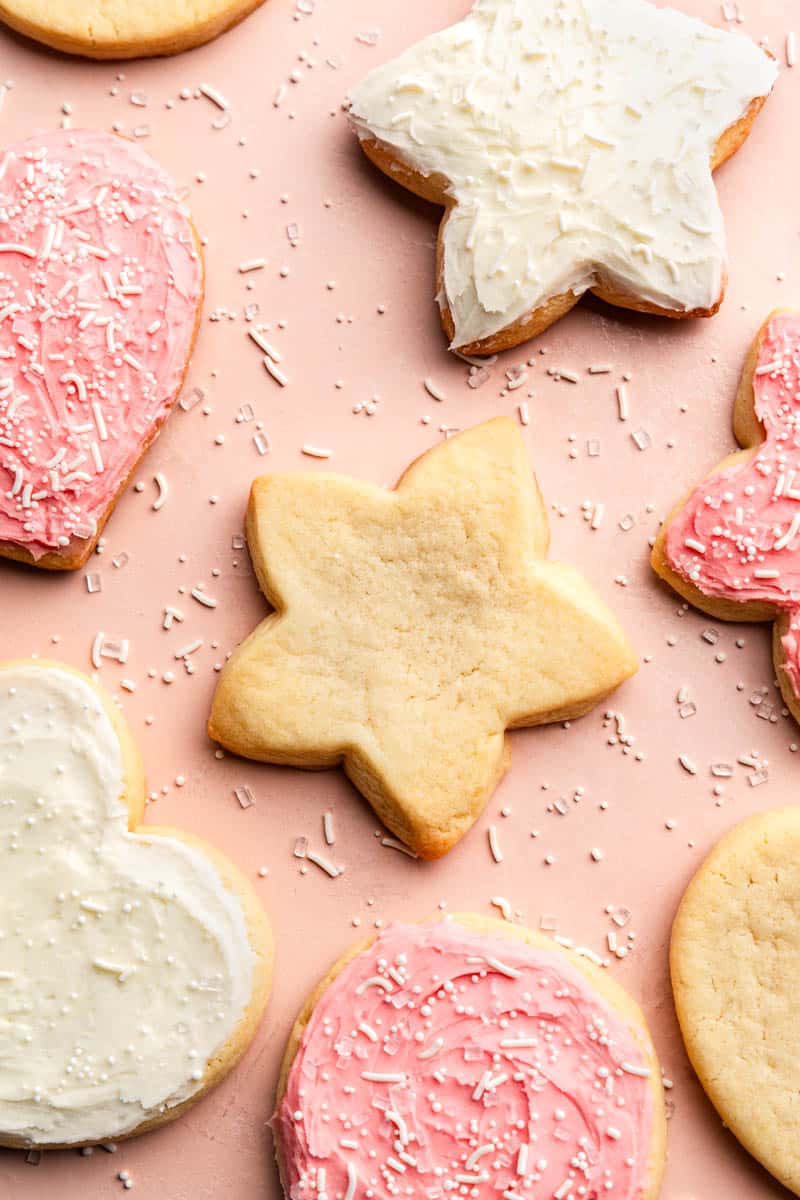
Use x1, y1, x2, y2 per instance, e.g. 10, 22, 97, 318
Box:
664, 313, 800, 699
348, 0, 776, 348
0, 130, 202, 558
277, 921, 657, 1200
0, 663, 255, 1145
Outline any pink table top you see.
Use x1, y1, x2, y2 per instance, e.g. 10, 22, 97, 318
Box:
0, 1, 797, 1197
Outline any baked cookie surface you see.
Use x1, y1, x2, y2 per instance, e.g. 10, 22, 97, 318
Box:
0, 659, 273, 1148
0, 0, 264, 58
671, 807, 800, 1195
0, 130, 203, 570
348, 0, 776, 355
209, 418, 637, 859
275, 915, 666, 1200
653, 310, 800, 726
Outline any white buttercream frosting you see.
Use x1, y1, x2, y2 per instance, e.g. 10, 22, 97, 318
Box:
348, 0, 777, 348
0, 663, 256, 1145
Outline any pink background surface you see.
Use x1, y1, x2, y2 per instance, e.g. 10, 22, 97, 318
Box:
0, 1, 797, 1197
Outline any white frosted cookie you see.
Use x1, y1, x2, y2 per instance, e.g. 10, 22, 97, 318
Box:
209, 418, 637, 859
275, 915, 667, 1200
671, 807, 800, 1195
0, 659, 273, 1149
0, 0, 264, 58
348, 0, 777, 355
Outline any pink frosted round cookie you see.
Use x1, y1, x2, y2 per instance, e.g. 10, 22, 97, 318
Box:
0, 129, 204, 570
275, 917, 666, 1200
652, 310, 800, 725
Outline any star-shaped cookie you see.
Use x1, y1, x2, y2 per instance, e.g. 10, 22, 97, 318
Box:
348, 0, 776, 355
209, 419, 637, 858
653, 310, 800, 727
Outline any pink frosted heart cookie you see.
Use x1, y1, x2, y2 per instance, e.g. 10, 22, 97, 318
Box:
653, 310, 800, 727
275, 917, 666, 1200
0, 130, 203, 570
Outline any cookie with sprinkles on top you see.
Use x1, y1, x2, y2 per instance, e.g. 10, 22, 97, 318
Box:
652, 310, 800, 729
0, 658, 273, 1149
347, 0, 777, 356
274, 915, 666, 1200
0, 129, 203, 571
0, 0, 264, 58
208, 418, 638, 860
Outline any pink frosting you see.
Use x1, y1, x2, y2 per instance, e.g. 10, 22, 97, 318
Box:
664, 311, 800, 697
276, 921, 657, 1200
0, 130, 202, 559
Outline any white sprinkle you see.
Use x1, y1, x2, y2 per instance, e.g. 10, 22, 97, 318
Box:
516, 1145, 528, 1176
264, 357, 289, 387
356, 976, 394, 995
417, 1036, 444, 1060
380, 836, 418, 858
344, 1163, 357, 1200
199, 83, 229, 110
357, 1022, 378, 1042
61, 371, 87, 404
788, 31, 797, 67
175, 639, 203, 659
306, 850, 341, 878
517, 401, 529, 426
239, 258, 267, 273
249, 328, 282, 361
92, 959, 136, 982
490, 895, 512, 920
92, 402, 108, 441
302, 444, 332, 459
323, 811, 335, 845
684, 538, 706, 554
606, 1127, 622, 1141
152, 472, 169, 512
500, 1036, 537, 1048
486, 956, 522, 979
616, 383, 629, 421
361, 1072, 405, 1083
91, 632, 105, 670
488, 824, 503, 863
753, 569, 779, 579
0, 243, 36, 258
678, 754, 697, 775
424, 377, 447, 402
774, 512, 800, 550
191, 586, 218, 608
588, 363, 612, 374
554, 1181, 573, 1200
620, 1062, 651, 1078
590, 503, 604, 531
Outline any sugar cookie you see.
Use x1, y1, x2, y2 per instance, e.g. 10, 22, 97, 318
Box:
209, 418, 637, 858
347, 0, 776, 356
653, 310, 800, 727
0, 130, 203, 570
275, 915, 667, 1200
0, 659, 273, 1148
0, 0, 264, 59
671, 807, 800, 1195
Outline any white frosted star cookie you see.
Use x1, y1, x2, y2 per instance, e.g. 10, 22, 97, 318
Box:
671, 807, 800, 1195
209, 418, 637, 859
348, 0, 777, 355
275, 915, 667, 1200
0, 659, 273, 1149
0, 0, 264, 58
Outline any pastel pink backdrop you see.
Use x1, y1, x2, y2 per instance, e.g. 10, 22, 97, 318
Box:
0, 1, 796, 1197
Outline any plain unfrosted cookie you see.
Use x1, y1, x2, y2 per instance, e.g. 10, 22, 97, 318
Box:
209, 418, 637, 859
0, 659, 273, 1149
0, 0, 264, 58
0, 130, 204, 570
275, 914, 667, 1200
652, 310, 800, 728
347, 0, 776, 356
671, 807, 800, 1195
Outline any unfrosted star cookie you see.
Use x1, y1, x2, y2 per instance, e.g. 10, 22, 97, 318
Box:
671, 807, 800, 1195
209, 418, 637, 859
275, 916, 667, 1200
653, 310, 800, 727
0, 130, 203, 570
0, 0, 264, 58
0, 659, 273, 1148
347, 0, 777, 356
